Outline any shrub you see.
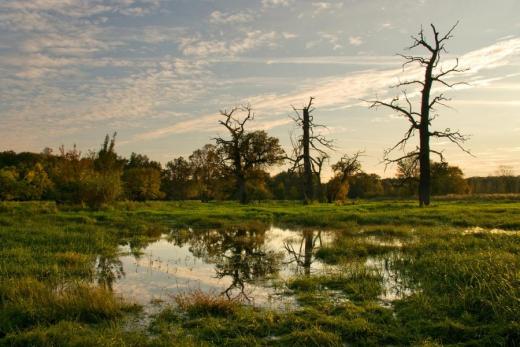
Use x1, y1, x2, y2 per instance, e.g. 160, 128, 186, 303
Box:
80, 171, 123, 209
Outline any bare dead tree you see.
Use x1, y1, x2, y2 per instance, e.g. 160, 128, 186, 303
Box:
368, 22, 470, 207
215, 105, 284, 204
287, 97, 334, 204
313, 153, 329, 202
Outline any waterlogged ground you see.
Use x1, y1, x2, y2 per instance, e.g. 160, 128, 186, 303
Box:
105, 226, 411, 312
1, 200, 519, 346
109, 227, 336, 309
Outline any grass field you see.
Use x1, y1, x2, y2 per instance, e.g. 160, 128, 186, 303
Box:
0, 199, 519, 346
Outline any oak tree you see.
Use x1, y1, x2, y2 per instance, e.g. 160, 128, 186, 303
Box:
215, 105, 284, 204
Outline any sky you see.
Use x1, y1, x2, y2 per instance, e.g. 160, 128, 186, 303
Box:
1, 0, 520, 178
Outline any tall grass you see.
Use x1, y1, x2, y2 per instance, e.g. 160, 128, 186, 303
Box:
0, 278, 136, 336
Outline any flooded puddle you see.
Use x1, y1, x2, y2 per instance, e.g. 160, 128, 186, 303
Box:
93, 225, 416, 316
96, 226, 336, 310
365, 255, 413, 306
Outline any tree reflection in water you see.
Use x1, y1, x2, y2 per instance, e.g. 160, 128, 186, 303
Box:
96, 225, 327, 302
94, 254, 124, 290
94, 232, 163, 290
168, 225, 284, 301
284, 230, 323, 275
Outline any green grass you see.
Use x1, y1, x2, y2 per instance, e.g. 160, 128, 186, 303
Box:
288, 262, 384, 302
391, 229, 520, 345
0, 200, 519, 346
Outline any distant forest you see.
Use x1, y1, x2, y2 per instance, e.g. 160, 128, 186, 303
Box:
0, 133, 517, 208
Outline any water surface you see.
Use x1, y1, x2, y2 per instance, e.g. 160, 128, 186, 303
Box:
98, 226, 336, 309
94, 225, 415, 313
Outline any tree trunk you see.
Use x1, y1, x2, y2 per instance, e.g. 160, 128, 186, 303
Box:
237, 174, 247, 204
418, 59, 435, 207
419, 126, 430, 207
233, 140, 248, 204
303, 230, 313, 276
303, 107, 313, 204
315, 174, 323, 202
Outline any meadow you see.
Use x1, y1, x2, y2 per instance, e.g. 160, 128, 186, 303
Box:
0, 199, 519, 346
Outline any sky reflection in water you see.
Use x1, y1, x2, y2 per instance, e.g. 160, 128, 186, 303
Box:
107, 226, 335, 308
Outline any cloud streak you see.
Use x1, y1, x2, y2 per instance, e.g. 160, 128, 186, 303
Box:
133, 37, 520, 141
209, 10, 254, 25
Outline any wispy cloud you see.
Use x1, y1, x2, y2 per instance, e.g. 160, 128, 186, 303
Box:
261, 0, 294, 9
319, 32, 343, 50
349, 36, 363, 46
209, 10, 254, 25
132, 37, 520, 141
451, 100, 520, 107
228, 55, 401, 66
179, 31, 293, 57
311, 1, 344, 16
0, 0, 162, 18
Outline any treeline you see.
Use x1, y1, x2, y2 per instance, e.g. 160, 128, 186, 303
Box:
0, 134, 516, 207
467, 176, 520, 195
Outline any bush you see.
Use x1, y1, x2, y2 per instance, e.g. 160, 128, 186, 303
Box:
0, 164, 53, 201
123, 167, 164, 201
80, 171, 122, 209
0, 167, 20, 200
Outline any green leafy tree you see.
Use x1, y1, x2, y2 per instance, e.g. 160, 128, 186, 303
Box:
125, 152, 161, 171
0, 166, 20, 200
48, 145, 91, 203
348, 173, 384, 199
244, 169, 273, 201
163, 157, 193, 200
396, 158, 468, 196
94, 133, 122, 172
0, 163, 53, 201
77, 133, 123, 208
430, 162, 468, 195
80, 171, 123, 209
268, 171, 303, 200
189, 144, 226, 201
20, 163, 53, 200
123, 167, 164, 201
122, 153, 164, 201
